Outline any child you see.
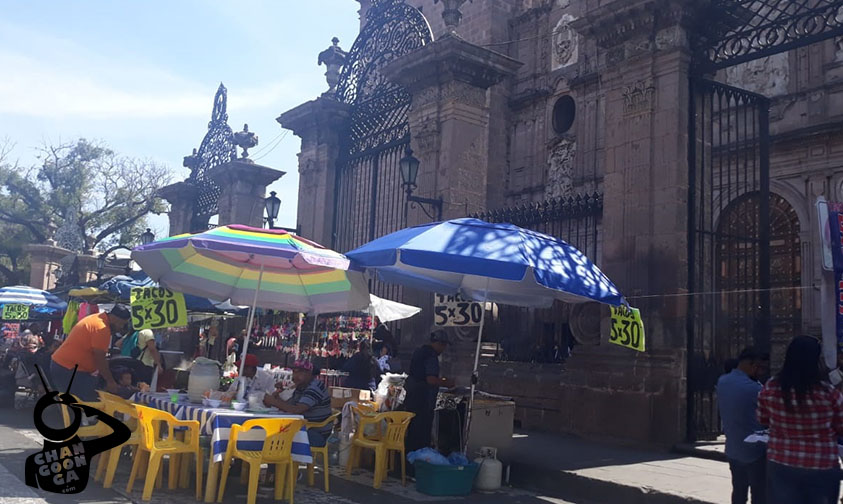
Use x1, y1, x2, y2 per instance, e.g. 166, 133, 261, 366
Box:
114, 368, 146, 399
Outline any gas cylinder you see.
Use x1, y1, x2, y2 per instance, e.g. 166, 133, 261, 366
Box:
473, 446, 502, 492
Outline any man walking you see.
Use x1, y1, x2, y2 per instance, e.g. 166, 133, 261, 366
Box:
717, 347, 769, 504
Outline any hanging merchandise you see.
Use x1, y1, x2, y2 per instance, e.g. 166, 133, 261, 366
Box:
62, 300, 80, 334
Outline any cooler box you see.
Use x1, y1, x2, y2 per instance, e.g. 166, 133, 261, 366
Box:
414, 461, 479, 496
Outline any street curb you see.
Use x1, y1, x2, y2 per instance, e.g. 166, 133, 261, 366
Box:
508, 460, 716, 504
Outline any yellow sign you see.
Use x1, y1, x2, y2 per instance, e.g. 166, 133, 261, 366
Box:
609, 305, 645, 352
130, 287, 187, 330
2, 304, 30, 320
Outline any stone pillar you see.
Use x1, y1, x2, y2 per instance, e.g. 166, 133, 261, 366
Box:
382, 33, 522, 222
159, 182, 198, 236
570, 0, 697, 443
25, 243, 72, 290
277, 97, 350, 246
208, 160, 286, 228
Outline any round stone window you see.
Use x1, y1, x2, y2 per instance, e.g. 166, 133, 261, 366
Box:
552, 95, 576, 135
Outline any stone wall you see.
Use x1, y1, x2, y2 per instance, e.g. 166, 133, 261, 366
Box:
288, 0, 843, 445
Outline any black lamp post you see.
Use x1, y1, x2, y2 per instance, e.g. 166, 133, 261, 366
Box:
400, 147, 442, 223
264, 191, 281, 229
140, 228, 155, 245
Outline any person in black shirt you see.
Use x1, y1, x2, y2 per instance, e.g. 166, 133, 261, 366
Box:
342, 339, 380, 391
404, 330, 453, 453
372, 317, 396, 355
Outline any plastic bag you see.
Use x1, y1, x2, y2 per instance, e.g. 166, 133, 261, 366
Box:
375, 373, 407, 411
447, 452, 469, 466
407, 447, 450, 466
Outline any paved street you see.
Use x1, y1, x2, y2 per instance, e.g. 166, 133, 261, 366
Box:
0, 402, 586, 504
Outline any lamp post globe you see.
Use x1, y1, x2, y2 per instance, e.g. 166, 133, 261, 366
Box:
140, 228, 155, 245
265, 191, 281, 228
399, 147, 420, 189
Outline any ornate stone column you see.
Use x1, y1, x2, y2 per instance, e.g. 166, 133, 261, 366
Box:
382, 33, 522, 222
277, 97, 350, 246
570, 0, 699, 443
158, 182, 198, 236
25, 243, 70, 290
207, 160, 285, 228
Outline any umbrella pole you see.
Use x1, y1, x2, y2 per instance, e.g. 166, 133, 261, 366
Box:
238, 263, 264, 401
464, 284, 490, 454
295, 312, 304, 360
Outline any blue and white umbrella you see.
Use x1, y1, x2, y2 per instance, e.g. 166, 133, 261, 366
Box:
0, 285, 67, 320
346, 218, 625, 452
346, 218, 624, 308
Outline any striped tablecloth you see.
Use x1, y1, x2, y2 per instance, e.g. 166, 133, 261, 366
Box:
133, 392, 312, 464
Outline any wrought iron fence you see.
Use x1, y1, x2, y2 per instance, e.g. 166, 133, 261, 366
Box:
470, 192, 603, 363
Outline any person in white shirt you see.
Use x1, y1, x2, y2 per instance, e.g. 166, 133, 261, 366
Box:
228, 354, 277, 397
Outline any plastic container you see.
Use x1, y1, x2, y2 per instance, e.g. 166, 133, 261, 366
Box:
187, 358, 221, 403
473, 447, 502, 492
414, 461, 479, 496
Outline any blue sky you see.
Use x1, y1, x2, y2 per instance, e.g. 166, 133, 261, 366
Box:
0, 0, 360, 238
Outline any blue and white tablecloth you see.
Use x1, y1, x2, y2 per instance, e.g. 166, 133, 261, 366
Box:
134, 392, 312, 464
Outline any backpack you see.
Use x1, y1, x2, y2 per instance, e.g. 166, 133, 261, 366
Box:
120, 331, 143, 359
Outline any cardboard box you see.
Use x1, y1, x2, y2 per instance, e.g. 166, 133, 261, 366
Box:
330, 386, 372, 410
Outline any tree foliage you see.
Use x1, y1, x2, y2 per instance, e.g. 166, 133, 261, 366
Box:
0, 138, 171, 284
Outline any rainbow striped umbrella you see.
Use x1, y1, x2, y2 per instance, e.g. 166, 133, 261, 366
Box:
130, 225, 369, 314
132, 225, 370, 389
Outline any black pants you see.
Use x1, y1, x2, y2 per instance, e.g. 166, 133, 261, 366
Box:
729, 457, 766, 504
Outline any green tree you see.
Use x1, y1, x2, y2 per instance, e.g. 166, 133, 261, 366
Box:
0, 138, 171, 284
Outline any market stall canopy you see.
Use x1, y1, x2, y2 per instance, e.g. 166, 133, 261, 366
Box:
0, 285, 67, 320
346, 218, 624, 308
131, 225, 370, 314
366, 294, 421, 322
98, 273, 245, 313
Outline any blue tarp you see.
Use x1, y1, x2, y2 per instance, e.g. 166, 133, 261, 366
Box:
99, 272, 244, 314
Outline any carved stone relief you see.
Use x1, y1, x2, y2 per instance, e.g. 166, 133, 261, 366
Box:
552, 14, 578, 70
836, 37, 843, 62
725, 53, 789, 97
546, 139, 576, 200
570, 302, 603, 346
622, 79, 656, 117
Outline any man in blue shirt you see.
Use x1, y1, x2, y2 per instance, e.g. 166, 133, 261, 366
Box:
716, 347, 769, 504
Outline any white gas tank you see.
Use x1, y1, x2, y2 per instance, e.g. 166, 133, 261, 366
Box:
473, 446, 502, 492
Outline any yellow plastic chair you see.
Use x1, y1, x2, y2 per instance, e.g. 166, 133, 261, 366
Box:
60, 396, 115, 480
305, 411, 340, 492
217, 418, 305, 504
94, 392, 141, 489
127, 404, 203, 501
345, 411, 415, 488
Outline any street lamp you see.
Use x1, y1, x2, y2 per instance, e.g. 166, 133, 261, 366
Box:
264, 191, 281, 229
399, 147, 443, 222
399, 148, 421, 190
140, 228, 155, 245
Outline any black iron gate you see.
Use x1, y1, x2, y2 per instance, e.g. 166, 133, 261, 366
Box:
686, 77, 771, 441
331, 0, 433, 300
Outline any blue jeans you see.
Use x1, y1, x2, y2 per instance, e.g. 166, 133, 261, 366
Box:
50, 360, 97, 401
767, 461, 840, 504
307, 429, 327, 448
729, 457, 766, 504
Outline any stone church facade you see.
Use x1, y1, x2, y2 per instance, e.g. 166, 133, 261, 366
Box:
281, 0, 843, 444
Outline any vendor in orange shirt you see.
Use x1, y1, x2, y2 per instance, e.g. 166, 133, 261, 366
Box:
50, 305, 131, 400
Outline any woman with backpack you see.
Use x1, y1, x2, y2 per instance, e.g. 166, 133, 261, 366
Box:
117, 329, 162, 384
